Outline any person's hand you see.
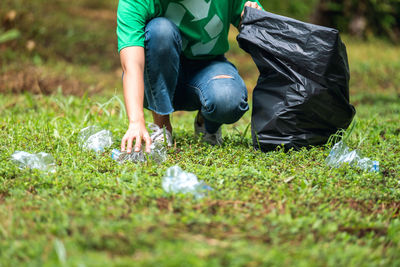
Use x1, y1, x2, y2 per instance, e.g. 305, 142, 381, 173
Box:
121, 121, 151, 153
241, 1, 263, 18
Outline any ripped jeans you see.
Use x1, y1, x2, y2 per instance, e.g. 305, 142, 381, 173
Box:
143, 17, 249, 133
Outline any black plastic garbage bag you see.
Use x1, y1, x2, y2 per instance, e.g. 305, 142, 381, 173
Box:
237, 7, 356, 152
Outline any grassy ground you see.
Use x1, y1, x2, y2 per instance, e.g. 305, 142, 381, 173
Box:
1, 1, 400, 266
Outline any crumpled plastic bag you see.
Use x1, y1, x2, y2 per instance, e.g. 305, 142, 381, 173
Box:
237, 7, 356, 151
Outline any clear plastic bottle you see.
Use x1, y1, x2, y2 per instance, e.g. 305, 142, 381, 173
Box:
11, 151, 56, 172
326, 141, 379, 172
111, 142, 167, 164
162, 166, 212, 198
78, 126, 113, 153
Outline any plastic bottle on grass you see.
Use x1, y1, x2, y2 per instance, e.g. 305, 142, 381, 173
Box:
11, 151, 56, 173
162, 166, 213, 199
326, 141, 379, 172
111, 142, 167, 164
78, 126, 113, 153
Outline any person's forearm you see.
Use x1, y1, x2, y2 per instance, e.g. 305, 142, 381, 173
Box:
123, 67, 145, 125
119, 46, 151, 153
120, 46, 146, 125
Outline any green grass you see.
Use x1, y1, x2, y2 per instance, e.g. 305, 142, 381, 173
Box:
1, 1, 400, 266
1, 62, 400, 265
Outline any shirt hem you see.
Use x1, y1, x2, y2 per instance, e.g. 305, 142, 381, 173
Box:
118, 43, 145, 53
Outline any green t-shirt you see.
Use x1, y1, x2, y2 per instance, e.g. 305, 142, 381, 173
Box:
117, 0, 262, 59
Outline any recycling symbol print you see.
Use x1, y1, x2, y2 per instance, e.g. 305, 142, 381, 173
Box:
164, 0, 223, 56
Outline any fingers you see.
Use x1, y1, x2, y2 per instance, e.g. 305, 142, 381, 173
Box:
121, 134, 140, 154
144, 132, 151, 153
127, 135, 134, 153
121, 135, 127, 152
244, 1, 255, 8
244, 1, 262, 10
133, 135, 142, 153
121, 136, 143, 153
242, 1, 262, 18
120, 126, 151, 154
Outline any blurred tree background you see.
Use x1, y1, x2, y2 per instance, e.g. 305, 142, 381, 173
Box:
260, 0, 400, 41
0, 0, 399, 94
317, 0, 400, 41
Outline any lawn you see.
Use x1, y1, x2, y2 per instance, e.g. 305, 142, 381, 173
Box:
1, 1, 400, 266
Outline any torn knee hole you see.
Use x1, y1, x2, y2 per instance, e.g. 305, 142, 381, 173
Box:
211, 75, 234, 80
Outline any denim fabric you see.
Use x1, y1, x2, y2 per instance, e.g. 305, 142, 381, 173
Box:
143, 17, 249, 134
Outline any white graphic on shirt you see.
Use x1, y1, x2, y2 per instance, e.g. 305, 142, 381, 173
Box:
204, 14, 223, 39
181, 0, 211, 21
191, 37, 219, 56
181, 37, 188, 51
164, 0, 223, 56
164, 3, 186, 27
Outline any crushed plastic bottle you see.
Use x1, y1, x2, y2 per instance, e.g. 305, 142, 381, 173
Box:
78, 126, 113, 153
162, 166, 213, 199
111, 148, 145, 163
111, 124, 169, 164
326, 141, 379, 172
111, 142, 167, 164
11, 151, 56, 172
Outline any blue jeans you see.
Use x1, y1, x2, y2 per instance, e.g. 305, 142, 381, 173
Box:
143, 17, 249, 134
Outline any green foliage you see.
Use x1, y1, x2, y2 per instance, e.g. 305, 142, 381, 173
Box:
259, 0, 319, 21
0, 29, 20, 44
314, 0, 400, 41
0, 0, 119, 70
258, 0, 400, 41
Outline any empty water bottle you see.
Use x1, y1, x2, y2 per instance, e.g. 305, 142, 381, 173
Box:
162, 166, 212, 199
78, 126, 113, 153
148, 142, 168, 163
111, 142, 167, 164
326, 141, 379, 172
111, 148, 146, 163
11, 151, 56, 172
111, 124, 168, 164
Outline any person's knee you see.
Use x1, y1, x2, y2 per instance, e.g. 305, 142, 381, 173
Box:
145, 18, 181, 53
203, 77, 249, 124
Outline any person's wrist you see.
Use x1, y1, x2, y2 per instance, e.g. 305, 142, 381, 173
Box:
128, 116, 145, 125
129, 120, 143, 125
